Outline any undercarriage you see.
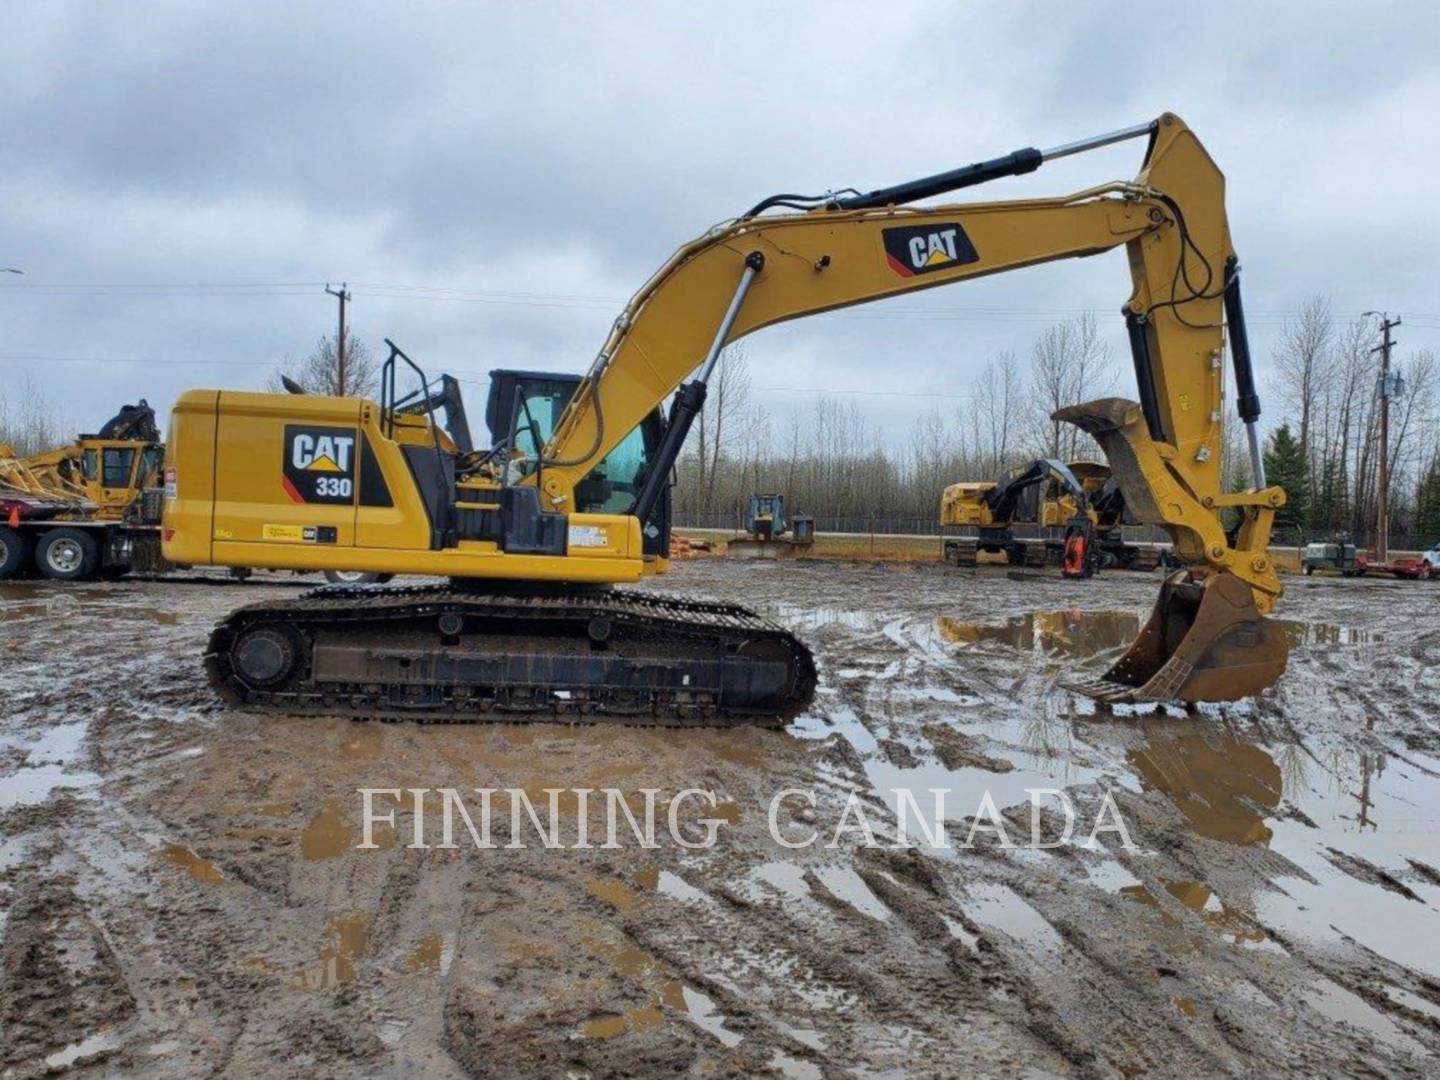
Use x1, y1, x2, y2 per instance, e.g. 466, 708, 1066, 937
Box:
206, 583, 817, 726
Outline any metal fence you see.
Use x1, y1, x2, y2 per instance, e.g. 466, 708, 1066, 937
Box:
676, 511, 1440, 553
674, 510, 1172, 541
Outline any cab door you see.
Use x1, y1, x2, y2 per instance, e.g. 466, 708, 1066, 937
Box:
98, 444, 138, 515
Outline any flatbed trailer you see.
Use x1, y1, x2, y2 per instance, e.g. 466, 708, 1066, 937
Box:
1356, 555, 1434, 581
1, 495, 165, 581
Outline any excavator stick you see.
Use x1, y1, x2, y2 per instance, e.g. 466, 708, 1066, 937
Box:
1063, 570, 1287, 703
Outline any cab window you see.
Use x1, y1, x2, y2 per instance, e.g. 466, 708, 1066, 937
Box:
139, 446, 165, 486
102, 448, 136, 488
512, 386, 570, 459
500, 378, 660, 515
82, 448, 98, 482
576, 426, 646, 513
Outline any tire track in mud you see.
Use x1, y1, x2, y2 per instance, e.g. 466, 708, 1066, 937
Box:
697, 562, 1440, 1074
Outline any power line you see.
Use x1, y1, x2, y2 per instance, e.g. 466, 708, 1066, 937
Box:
4, 280, 1439, 326
0, 281, 327, 289
0, 353, 973, 401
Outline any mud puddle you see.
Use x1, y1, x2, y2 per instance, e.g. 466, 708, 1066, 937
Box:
0, 582, 179, 626
934, 607, 1377, 660
0, 719, 100, 808
2, 560, 1437, 1075
936, 608, 1142, 657
793, 570, 1440, 1069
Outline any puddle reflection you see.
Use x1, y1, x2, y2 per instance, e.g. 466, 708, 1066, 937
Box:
0, 584, 178, 626
295, 914, 370, 991
1278, 620, 1379, 647
936, 610, 1141, 659
1128, 726, 1281, 846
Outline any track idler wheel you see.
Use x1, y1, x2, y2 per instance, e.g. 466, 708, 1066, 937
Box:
230, 625, 303, 689
1065, 570, 1287, 704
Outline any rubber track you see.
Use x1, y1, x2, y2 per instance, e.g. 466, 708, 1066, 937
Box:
206, 583, 817, 728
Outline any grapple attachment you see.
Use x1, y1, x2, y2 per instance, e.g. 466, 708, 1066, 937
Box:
1065, 570, 1287, 704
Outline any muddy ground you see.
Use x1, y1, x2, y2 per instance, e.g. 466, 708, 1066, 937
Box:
2, 559, 1439, 1077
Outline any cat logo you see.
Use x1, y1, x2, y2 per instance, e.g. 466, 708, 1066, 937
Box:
882, 222, 979, 278
291, 433, 354, 473
282, 425, 357, 505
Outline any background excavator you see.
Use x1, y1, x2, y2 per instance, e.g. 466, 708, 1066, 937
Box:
941, 459, 1167, 573
164, 112, 1288, 723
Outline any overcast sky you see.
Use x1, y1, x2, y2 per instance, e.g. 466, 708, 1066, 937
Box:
2, 1, 1437, 442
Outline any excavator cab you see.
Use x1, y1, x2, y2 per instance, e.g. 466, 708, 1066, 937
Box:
484, 369, 672, 558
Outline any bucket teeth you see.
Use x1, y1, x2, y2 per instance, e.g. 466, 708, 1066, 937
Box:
1061, 678, 1147, 705
1062, 657, 1195, 705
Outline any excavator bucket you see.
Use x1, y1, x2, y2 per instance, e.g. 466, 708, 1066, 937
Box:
1064, 570, 1288, 704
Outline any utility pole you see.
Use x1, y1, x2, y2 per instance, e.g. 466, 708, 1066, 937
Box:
325, 282, 351, 395
1366, 312, 1401, 561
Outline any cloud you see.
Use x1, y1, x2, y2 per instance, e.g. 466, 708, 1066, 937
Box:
1, 1, 1436, 442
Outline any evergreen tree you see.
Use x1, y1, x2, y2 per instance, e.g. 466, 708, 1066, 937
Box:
1263, 424, 1311, 539
1311, 455, 1348, 535
1416, 457, 1440, 541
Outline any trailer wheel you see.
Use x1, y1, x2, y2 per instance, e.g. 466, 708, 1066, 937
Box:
36, 528, 101, 581
0, 526, 32, 580
324, 571, 395, 585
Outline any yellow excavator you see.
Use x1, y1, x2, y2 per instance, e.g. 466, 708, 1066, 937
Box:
164, 112, 1287, 722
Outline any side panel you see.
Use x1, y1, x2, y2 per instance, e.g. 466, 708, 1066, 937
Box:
166, 387, 647, 583
939, 483, 995, 527
161, 390, 219, 566
211, 392, 361, 549
210, 512, 644, 581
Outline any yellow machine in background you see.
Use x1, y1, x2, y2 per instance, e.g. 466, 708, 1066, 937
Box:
22, 401, 164, 520
167, 112, 1288, 721
941, 460, 1165, 572
1, 402, 166, 580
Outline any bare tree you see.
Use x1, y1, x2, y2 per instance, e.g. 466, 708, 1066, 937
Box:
270, 334, 378, 397
1270, 296, 1333, 473
1027, 313, 1115, 461
680, 345, 756, 514
0, 375, 72, 456
1220, 401, 1253, 493
970, 351, 1022, 477
1387, 349, 1436, 518
1329, 318, 1372, 534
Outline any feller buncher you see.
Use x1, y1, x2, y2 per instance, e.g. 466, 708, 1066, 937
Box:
0, 402, 166, 580
164, 113, 1288, 721
941, 459, 1167, 573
